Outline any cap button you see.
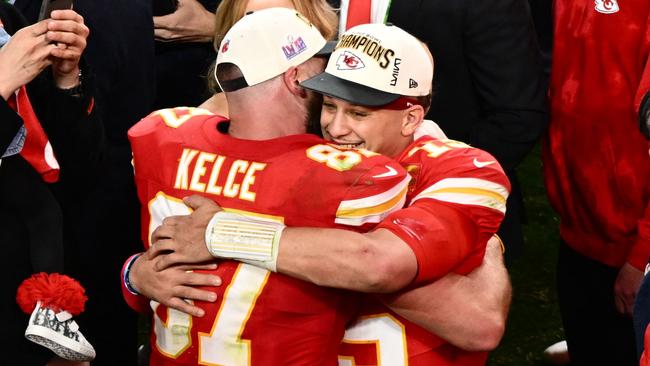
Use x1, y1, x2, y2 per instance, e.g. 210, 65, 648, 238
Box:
386, 22, 394, 26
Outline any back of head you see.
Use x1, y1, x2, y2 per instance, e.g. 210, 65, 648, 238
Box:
209, 1, 337, 93
213, 0, 337, 51
301, 23, 434, 108
215, 7, 327, 92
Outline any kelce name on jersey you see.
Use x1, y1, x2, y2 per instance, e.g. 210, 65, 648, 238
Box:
174, 148, 266, 202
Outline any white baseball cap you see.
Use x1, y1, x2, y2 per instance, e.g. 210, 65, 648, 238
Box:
301, 23, 434, 107
215, 7, 334, 92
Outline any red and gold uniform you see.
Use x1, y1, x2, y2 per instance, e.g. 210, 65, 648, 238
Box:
339, 136, 510, 365
122, 108, 410, 365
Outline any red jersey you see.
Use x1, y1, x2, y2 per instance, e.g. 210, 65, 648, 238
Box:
124, 108, 410, 365
543, 0, 650, 270
339, 136, 510, 365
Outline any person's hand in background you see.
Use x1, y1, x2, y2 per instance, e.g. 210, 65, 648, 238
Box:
47, 9, 89, 89
153, 0, 214, 43
0, 19, 53, 99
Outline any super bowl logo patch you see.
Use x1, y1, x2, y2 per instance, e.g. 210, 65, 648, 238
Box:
594, 0, 619, 14
282, 36, 307, 60
336, 51, 365, 70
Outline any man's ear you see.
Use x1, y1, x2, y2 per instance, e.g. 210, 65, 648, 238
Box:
282, 66, 307, 98
401, 105, 425, 137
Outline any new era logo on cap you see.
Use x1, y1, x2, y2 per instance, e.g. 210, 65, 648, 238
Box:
336, 51, 365, 70
409, 79, 418, 89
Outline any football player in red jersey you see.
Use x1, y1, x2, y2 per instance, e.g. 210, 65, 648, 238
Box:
121, 9, 413, 366
146, 23, 512, 365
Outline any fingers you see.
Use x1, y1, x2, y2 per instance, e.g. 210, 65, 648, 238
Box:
177, 262, 219, 271
49, 44, 81, 60
47, 10, 88, 44
161, 215, 181, 227
45, 15, 88, 63
46, 27, 88, 49
26, 19, 51, 37
153, 28, 175, 41
184, 194, 218, 211
46, 20, 88, 51
180, 270, 221, 287
148, 240, 175, 260
175, 283, 218, 302
153, 13, 174, 29
50, 9, 84, 23
151, 224, 174, 244
153, 251, 183, 270
167, 297, 206, 317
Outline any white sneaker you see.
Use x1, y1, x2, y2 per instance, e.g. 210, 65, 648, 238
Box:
543, 340, 570, 365
24, 301, 96, 362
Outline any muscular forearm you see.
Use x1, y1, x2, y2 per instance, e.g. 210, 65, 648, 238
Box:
277, 227, 417, 293
382, 241, 511, 351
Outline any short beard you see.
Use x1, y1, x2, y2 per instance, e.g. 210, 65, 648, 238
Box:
305, 92, 324, 137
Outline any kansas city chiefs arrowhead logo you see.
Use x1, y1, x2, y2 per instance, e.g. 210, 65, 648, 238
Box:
336, 51, 365, 70
221, 40, 230, 53
595, 0, 619, 14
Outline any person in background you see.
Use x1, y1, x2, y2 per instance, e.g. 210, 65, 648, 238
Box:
543, 1, 650, 365
635, 90, 650, 364
0, 3, 101, 365
12, 1, 156, 364
152, 0, 337, 111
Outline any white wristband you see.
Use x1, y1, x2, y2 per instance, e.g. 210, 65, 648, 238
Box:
205, 211, 284, 272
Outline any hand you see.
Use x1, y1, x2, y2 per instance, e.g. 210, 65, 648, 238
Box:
129, 249, 222, 317
150, 195, 223, 270
46, 10, 89, 88
153, 0, 215, 43
614, 262, 644, 316
0, 20, 53, 99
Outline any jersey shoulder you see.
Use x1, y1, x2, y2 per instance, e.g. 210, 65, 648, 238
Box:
400, 136, 510, 213
128, 107, 220, 140
129, 108, 223, 180
297, 143, 411, 227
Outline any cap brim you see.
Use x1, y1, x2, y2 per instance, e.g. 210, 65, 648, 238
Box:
301, 72, 400, 107
315, 41, 336, 56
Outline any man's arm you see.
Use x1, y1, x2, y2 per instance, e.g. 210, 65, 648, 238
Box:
276, 226, 417, 293
382, 236, 511, 351
146, 196, 511, 351
151, 195, 478, 293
